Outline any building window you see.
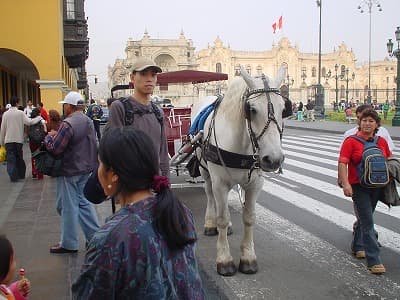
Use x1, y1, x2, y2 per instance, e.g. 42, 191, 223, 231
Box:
341, 65, 346, 77
301, 67, 306, 76
216, 63, 222, 73
187, 51, 190, 58
246, 65, 251, 75
234, 65, 240, 76
256, 65, 262, 76
311, 67, 316, 77
66, 0, 76, 20
340, 85, 345, 98
321, 67, 326, 77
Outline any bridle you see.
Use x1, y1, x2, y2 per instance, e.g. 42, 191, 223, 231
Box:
243, 74, 285, 154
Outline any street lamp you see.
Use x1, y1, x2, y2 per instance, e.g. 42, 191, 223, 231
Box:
286, 74, 294, 98
334, 64, 339, 110
344, 68, 356, 104
358, 0, 382, 104
387, 26, 400, 126
316, 0, 324, 112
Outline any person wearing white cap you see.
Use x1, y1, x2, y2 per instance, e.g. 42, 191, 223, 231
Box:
0, 96, 42, 182
44, 91, 100, 254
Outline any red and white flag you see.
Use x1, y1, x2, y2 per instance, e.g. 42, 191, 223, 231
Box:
272, 15, 283, 34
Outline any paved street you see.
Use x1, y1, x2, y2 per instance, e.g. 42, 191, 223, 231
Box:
1, 120, 400, 299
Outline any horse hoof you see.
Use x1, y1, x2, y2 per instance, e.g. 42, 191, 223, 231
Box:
238, 259, 258, 274
204, 227, 218, 236
227, 226, 233, 236
217, 261, 237, 276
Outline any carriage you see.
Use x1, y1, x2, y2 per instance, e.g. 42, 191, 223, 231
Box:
110, 70, 228, 158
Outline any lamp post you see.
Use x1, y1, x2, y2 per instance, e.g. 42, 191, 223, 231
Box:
358, 0, 382, 104
387, 27, 400, 126
286, 74, 294, 99
316, 0, 324, 112
334, 64, 339, 111
344, 68, 356, 104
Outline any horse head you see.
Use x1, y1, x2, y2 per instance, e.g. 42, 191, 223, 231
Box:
240, 65, 287, 172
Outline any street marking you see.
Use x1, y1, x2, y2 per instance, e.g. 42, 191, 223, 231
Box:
224, 190, 400, 299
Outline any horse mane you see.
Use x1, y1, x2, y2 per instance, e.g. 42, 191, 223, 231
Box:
218, 77, 247, 118
219, 75, 273, 119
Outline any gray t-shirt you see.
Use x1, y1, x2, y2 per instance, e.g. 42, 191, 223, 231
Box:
108, 97, 169, 177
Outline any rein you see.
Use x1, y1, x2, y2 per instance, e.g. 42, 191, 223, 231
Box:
203, 75, 284, 182
244, 74, 283, 154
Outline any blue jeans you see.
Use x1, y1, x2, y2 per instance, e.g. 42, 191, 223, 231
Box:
351, 184, 381, 267
5, 143, 26, 181
56, 174, 100, 250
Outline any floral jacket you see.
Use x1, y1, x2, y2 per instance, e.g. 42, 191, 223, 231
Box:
72, 196, 205, 300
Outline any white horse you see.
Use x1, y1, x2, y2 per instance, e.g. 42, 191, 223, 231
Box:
193, 65, 287, 276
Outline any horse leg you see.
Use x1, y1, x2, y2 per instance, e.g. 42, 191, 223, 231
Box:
202, 170, 218, 236
238, 184, 260, 274
213, 183, 237, 276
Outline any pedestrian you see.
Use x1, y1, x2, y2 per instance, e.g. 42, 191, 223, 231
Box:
86, 99, 103, 142
382, 101, 390, 121
23, 100, 34, 118
28, 108, 47, 180
0, 96, 42, 182
44, 91, 100, 254
338, 108, 391, 275
305, 100, 315, 121
0, 234, 31, 300
72, 128, 205, 299
83, 58, 169, 206
342, 104, 395, 151
47, 109, 62, 132
108, 57, 169, 177
38, 102, 50, 123
297, 101, 304, 121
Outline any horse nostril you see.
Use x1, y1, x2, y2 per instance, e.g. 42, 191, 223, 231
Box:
262, 156, 282, 170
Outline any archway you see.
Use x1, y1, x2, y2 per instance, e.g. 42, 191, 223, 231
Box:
0, 48, 40, 107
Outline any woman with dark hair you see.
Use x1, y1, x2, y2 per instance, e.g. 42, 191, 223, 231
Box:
338, 108, 391, 275
72, 128, 205, 299
0, 235, 30, 299
46, 109, 61, 132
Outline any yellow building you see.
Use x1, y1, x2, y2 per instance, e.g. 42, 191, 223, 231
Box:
0, 0, 88, 111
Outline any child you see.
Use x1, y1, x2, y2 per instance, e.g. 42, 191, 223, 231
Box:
0, 234, 31, 299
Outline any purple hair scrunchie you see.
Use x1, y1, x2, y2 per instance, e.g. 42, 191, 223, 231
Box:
152, 175, 169, 193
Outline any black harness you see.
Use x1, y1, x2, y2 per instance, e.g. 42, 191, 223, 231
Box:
203, 75, 287, 180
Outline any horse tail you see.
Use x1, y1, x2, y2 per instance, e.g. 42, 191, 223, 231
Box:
154, 188, 197, 251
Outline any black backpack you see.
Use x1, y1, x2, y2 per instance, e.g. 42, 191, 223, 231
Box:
119, 97, 163, 126
28, 121, 46, 144
350, 135, 390, 188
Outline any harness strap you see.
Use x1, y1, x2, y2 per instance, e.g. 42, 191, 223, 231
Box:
204, 143, 258, 169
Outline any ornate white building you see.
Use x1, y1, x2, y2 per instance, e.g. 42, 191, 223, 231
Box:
109, 31, 397, 109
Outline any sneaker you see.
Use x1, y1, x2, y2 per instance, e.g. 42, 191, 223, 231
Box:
353, 250, 366, 259
368, 264, 386, 275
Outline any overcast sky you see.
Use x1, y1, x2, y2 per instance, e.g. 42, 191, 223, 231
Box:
85, 0, 398, 82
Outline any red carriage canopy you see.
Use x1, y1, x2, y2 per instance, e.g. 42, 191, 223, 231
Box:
111, 70, 228, 96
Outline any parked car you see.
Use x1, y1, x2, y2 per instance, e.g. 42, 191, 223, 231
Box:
100, 107, 109, 125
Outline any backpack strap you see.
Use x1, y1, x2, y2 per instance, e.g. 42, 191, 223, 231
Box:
150, 101, 164, 127
349, 134, 380, 146
119, 97, 163, 127
120, 97, 134, 126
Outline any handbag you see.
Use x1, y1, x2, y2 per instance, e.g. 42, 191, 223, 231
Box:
0, 146, 6, 163
32, 148, 63, 177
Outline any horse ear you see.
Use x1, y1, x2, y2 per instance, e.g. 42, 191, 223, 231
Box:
274, 64, 287, 87
240, 65, 256, 89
